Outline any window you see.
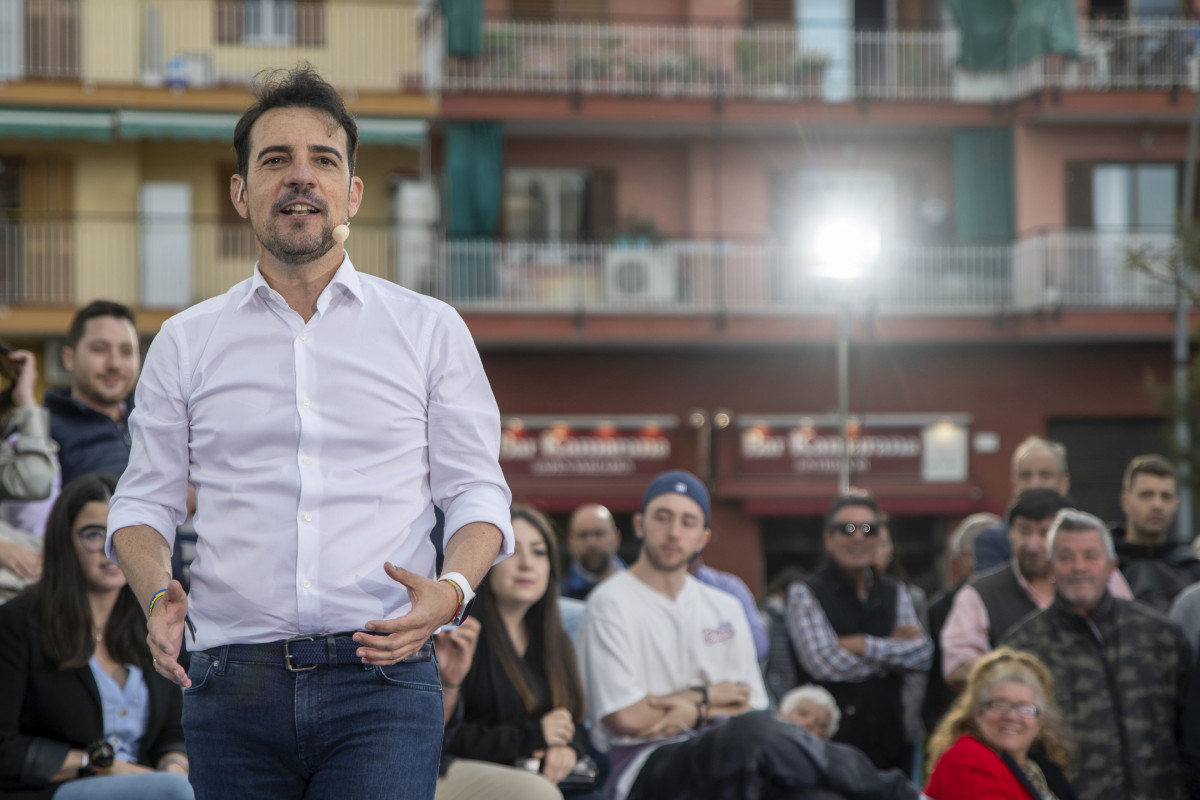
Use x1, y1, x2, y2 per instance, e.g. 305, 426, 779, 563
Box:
509, 0, 608, 20
1067, 162, 1180, 231
503, 168, 616, 242
215, 0, 324, 47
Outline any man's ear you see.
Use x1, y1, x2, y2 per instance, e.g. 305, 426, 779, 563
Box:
632, 512, 645, 540
231, 175, 249, 219
1119, 491, 1130, 518
60, 345, 74, 372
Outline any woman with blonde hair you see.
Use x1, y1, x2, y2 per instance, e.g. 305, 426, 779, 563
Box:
925, 647, 1077, 800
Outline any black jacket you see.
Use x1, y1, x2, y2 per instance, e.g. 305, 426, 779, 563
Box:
1112, 525, 1200, 613
443, 622, 589, 765
0, 594, 185, 800
44, 388, 132, 486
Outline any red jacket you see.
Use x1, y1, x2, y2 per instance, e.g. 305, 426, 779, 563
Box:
925, 735, 1036, 800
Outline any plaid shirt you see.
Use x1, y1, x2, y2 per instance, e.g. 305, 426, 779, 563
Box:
785, 579, 932, 683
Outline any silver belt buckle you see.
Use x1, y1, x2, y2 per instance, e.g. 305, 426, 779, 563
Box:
284, 636, 318, 672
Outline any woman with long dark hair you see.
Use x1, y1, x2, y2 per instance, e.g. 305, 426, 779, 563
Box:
439, 505, 594, 799
0, 474, 192, 800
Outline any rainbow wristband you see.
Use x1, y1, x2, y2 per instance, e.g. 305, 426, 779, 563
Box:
148, 588, 198, 642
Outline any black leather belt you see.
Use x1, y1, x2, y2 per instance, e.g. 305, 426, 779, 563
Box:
208, 634, 434, 672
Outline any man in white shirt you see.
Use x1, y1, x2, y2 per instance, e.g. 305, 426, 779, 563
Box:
108, 67, 512, 800
577, 470, 919, 800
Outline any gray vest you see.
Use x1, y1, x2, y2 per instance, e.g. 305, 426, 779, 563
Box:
971, 563, 1037, 646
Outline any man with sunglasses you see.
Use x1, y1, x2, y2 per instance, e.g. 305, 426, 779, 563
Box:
1005, 509, 1191, 800
785, 492, 932, 772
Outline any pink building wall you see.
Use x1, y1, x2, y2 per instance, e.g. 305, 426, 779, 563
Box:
1014, 124, 1192, 235
506, 133, 955, 240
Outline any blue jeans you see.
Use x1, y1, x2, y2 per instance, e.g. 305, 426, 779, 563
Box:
182, 648, 444, 799
53, 772, 193, 799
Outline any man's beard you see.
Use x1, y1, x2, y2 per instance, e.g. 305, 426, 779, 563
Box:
258, 220, 335, 266
1017, 551, 1048, 579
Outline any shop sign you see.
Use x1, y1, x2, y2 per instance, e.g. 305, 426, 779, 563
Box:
737, 414, 969, 482
500, 415, 677, 478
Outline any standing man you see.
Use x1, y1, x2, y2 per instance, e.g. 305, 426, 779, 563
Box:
108, 67, 513, 800
1005, 509, 1191, 800
785, 492, 933, 772
46, 300, 141, 484
1113, 454, 1200, 612
561, 502, 625, 600
577, 470, 918, 800
939, 489, 1070, 692
974, 436, 1070, 573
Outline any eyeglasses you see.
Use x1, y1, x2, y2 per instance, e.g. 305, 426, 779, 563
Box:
828, 522, 877, 537
982, 699, 1040, 719
76, 524, 108, 554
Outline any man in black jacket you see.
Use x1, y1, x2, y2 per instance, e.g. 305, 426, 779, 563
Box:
45, 300, 140, 484
1113, 454, 1200, 612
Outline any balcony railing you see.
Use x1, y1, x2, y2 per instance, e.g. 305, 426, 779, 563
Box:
437, 18, 1200, 101
439, 20, 960, 101
0, 217, 1183, 316
0, 0, 423, 93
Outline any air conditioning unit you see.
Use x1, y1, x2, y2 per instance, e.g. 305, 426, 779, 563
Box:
605, 250, 678, 303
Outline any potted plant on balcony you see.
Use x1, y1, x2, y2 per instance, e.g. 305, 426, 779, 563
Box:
794, 51, 829, 94
484, 29, 522, 81
734, 36, 797, 97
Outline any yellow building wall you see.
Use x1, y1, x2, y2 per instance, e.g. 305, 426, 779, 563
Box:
83, 0, 421, 91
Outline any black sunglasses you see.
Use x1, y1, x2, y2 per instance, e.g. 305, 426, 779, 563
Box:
828, 522, 878, 537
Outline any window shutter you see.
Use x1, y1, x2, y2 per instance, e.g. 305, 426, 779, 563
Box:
750, 0, 792, 24
1065, 162, 1093, 229
297, 0, 325, 47
511, 0, 554, 20
586, 167, 617, 240
215, 0, 244, 44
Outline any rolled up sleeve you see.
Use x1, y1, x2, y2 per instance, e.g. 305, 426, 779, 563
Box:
425, 307, 513, 562
107, 322, 192, 557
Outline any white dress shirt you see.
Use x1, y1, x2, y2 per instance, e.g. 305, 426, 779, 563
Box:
108, 256, 514, 650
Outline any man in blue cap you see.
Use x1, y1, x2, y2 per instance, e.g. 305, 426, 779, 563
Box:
576, 471, 919, 800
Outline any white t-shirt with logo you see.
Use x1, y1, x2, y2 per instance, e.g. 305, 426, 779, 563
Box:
578, 569, 769, 753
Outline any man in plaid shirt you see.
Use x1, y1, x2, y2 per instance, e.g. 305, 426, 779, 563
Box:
786, 492, 932, 771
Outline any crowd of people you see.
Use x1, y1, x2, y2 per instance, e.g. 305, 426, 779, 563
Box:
2, 65, 1200, 800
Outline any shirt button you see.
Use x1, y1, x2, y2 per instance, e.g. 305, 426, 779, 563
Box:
303, 512, 312, 522
304, 458, 313, 466
302, 398, 311, 406
119, 709, 127, 717
298, 333, 307, 342
302, 580, 311, 589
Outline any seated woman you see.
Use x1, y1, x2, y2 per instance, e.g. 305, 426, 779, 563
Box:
439, 505, 595, 800
779, 684, 840, 741
925, 647, 1077, 800
0, 474, 193, 800
0, 344, 57, 597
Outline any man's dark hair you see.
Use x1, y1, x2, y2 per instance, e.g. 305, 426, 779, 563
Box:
65, 301, 135, 349
824, 491, 879, 529
233, 64, 358, 179
1006, 488, 1070, 526
1123, 453, 1176, 491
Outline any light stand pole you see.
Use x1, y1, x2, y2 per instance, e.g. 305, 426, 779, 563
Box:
812, 218, 879, 496
837, 306, 851, 494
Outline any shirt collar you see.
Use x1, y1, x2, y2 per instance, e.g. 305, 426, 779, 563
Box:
237, 252, 365, 311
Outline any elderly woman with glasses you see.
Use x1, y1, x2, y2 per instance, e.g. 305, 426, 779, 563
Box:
0, 474, 192, 800
925, 647, 1077, 800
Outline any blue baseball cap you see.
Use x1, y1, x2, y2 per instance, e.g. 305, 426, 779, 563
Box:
641, 470, 710, 526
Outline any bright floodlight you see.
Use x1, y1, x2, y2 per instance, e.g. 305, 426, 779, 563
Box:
812, 218, 881, 280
